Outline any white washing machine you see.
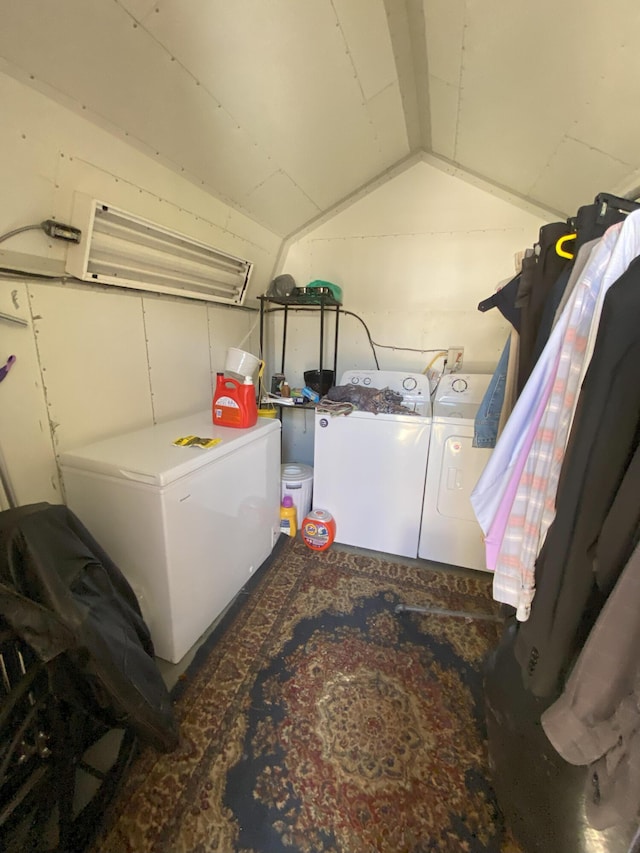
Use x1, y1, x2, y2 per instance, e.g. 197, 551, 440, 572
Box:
313, 369, 431, 558
418, 373, 493, 571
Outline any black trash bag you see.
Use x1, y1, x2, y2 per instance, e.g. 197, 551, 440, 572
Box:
0, 503, 178, 752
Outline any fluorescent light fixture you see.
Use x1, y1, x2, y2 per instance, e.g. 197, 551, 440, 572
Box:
66, 195, 252, 305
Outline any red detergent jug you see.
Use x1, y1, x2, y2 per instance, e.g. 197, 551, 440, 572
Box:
212, 373, 258, 428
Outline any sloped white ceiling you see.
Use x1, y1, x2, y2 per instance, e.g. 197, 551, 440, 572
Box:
1, 0, 639, 237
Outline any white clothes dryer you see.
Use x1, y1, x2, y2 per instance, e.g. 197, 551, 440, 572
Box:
418, 373, 493, 571
313, 369, 431, 558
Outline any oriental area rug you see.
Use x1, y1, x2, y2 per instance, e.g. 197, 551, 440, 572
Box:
92, 537, 523, 853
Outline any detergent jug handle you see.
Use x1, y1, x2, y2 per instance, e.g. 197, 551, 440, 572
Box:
216, 372, 239, 390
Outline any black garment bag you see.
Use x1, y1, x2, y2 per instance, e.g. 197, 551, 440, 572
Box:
0, 502, 178, 751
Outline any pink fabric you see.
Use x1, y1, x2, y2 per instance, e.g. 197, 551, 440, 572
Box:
484, 384, 552, 570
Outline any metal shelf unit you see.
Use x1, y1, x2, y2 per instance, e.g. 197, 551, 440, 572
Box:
258, 294, 341, 386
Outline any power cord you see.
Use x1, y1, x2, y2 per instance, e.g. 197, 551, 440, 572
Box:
261, 304, 449, 371
340, 310, 381, 368
341, 310, 448, 369
0, 224, 43, 245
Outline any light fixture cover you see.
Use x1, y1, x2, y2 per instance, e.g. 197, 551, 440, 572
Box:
65, 194, 252, 305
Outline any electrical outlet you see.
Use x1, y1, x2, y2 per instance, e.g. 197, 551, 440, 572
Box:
446, 347, 464, 373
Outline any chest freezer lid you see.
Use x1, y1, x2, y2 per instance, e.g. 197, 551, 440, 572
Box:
59, 411, 280, 487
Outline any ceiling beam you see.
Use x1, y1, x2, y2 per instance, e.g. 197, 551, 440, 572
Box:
383, 0, 431, 152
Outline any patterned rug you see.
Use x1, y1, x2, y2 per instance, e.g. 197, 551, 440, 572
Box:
92, 538, 522, 853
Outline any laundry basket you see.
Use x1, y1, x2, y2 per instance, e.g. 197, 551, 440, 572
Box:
281, 464, 314, 527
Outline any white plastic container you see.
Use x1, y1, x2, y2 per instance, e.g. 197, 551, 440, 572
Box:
281, 463, 313, 525
225, 347, 262, 381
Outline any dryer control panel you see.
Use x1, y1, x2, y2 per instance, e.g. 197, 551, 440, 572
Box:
433, 374, 493, 421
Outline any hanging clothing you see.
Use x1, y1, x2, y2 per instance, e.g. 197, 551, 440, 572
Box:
514, 252, 640, 695
516, 222, 573, 395
473, 335, 511, 449
473, 328, 521, 450
541, 537, 640, 831
471, 223, 621, 592
470, 315, 563, 554
477, 273, 522, 332
530, 263, 572, 366
573, 197, 630, 251
472, 210, 640, 617
533, 201, 626, 364
497, 327, 519, 438
482, 386, 550, 575
491, 224, 625, 617
552, 238, 600, 328
477, 193, 640, 844
591, 441, 640, 598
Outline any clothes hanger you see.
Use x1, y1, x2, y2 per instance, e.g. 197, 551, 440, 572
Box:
555, 233, 577, 259
594, 192, 640, 223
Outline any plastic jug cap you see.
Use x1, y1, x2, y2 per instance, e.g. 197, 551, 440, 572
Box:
282, 495, 294, 507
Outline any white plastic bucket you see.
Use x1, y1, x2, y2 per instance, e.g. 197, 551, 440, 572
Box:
281, 463, 313, 524
225, 347, 261, 381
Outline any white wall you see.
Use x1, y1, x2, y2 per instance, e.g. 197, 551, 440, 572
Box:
0, 69, 555, 501
0, 71, 280, 506
273, 156, 552, 464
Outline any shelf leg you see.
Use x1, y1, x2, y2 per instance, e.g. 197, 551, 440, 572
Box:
281, 305, 288, 375
319, 300, 325, 379
333, 306, 340, 381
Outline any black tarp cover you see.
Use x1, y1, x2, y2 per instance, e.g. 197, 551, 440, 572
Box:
0, 503, 178, 752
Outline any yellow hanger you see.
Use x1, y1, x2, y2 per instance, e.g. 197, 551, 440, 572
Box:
556, 233, 577, 259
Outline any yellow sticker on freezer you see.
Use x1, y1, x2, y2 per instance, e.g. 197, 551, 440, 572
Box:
173, 435, 222, 449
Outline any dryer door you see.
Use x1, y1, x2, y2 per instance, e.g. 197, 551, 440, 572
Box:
437, 433, 491, 521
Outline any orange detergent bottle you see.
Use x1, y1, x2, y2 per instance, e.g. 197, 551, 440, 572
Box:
301, 509, 336, 552
212, 373, 258, 428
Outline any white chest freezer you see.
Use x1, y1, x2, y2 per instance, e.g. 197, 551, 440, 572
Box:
60, 411, 281, 663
